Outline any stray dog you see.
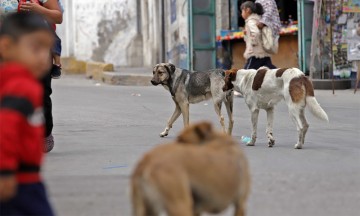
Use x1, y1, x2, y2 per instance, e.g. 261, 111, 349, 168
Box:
131, 122, 250, 216
223, 67, 329, 149
151, 63, 234, 137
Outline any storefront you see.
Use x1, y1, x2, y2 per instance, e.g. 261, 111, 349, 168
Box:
216, 0, 299, 69
310, 0, 359, 82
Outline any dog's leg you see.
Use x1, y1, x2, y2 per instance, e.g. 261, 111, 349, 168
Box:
234, 200, 246, 216
160, 103, 181, 137
131, 179, 157, 216
152, 170, 194, 216
299, 109, 309, 146
234, 187, 249, 216
247, 109, 259, 146
224, 94, 234, 135
214, 102, 226, 133
289, 108, 304, 149
179, 102, 190, 127
266, 107, 275, 147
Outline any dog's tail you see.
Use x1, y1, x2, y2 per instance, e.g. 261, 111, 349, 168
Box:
306, 96, 329, 122
292, 75, 329, 122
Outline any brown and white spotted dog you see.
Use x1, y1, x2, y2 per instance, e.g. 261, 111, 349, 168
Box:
223, 67, 329, 149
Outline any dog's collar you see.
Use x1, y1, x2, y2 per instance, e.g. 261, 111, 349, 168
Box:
162, 66, 175, 97
167, 69, 188, 98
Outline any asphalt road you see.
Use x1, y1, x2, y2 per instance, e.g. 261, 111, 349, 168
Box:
44, 75, 360, 216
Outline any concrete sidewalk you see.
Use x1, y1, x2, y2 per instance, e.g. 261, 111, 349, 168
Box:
100, 67, 152, 86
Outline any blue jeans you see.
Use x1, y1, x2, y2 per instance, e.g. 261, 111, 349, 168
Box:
0, 182, 54, 216
244, 56, 276, 70
52, 33, 62, 56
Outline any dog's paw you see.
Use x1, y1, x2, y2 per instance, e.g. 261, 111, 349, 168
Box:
294, 143, 302, 149
268, 139, 275, 147
159, 132, 168, 137
246, 142, 255, 146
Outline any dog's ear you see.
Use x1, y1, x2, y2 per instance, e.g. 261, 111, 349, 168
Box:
223, 69, 238, 91
177, 122, 214, 144
165, 63, 176, 74
153, 64, 159, 73
229, 69, 238, 81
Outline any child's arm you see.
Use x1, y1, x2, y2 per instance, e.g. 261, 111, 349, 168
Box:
19, 0, 63, 24
0, 176, 17, 201
0, 101, 23, 201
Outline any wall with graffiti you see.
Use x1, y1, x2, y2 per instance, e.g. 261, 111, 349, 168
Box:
165, 0, 189, 69
72, 0, 138, 66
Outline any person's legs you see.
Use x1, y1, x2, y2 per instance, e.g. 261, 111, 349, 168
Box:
263, 57, 277, 69
42, 72, 54, 153
53, 54, 61, 66
51, 33, 62, 79
0, 183, 54, 216
244, 57, 264, 70
244, 57, 254, 69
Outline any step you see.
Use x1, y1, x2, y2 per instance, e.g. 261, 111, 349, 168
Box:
312, 79, 352, 90
102, 72, 152, 86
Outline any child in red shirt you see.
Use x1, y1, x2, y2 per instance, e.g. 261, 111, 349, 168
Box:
0, 12, 55, 215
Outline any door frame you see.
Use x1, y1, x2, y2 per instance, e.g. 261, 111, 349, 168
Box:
188, 0, 216, 70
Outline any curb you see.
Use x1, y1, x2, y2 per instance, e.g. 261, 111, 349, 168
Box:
61, 57, 86, 74
102, 72, 152, 86
61, 57, 153, 86
86, 62, 114, 81
312, 79, 351, 90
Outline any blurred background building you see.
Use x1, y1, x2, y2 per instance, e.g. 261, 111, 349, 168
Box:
58, 0, 302, 70
58, 0, 359, 87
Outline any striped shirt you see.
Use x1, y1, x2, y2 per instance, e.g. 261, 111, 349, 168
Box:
255, 0, 281, 36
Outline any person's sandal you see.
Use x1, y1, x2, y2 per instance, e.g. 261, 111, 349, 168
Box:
44, 134, 54, 153
51, 64, 62, 79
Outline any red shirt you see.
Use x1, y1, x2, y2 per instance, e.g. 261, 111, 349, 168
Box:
0, 63, 44, 184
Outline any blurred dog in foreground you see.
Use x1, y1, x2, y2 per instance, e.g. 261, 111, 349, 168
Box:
223, 67, 329, 149
131, 122, 250, 216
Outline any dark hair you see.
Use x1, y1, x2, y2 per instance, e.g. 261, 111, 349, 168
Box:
241, 1, 264, 15
0, 12, 52, 40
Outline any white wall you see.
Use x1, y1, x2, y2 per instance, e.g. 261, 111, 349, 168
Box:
58, 0, 140, 67
141, 0, 161, 66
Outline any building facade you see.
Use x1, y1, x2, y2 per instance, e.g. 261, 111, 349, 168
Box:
58, 0, 312, 72
58, 0, 216, 69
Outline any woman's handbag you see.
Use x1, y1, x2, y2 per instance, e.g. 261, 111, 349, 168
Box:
261, 26, 279, 54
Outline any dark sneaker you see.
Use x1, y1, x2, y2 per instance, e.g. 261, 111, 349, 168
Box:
44, 134, 54, 153
51, 64, 62, 79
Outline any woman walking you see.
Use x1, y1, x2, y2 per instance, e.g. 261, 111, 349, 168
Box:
241, 1, 276, 69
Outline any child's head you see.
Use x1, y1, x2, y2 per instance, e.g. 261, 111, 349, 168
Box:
241, 1, 264, 20
0, 12, 54, 79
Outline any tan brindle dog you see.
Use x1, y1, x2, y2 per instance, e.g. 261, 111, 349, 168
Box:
151, 63, 234, 137
131, 122, 250, 216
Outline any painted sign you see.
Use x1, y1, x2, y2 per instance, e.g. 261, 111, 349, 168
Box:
347, 14, 360, 61
343, 0, 360, 13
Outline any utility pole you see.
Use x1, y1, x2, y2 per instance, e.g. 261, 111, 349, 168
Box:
309, 0, 322, 79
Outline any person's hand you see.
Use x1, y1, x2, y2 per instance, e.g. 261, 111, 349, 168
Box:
19, 1, 42, 13
257, 22, 265, 29
0, 176, 17, 202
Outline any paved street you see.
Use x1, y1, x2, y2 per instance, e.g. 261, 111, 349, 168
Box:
45, 75, 360, 216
